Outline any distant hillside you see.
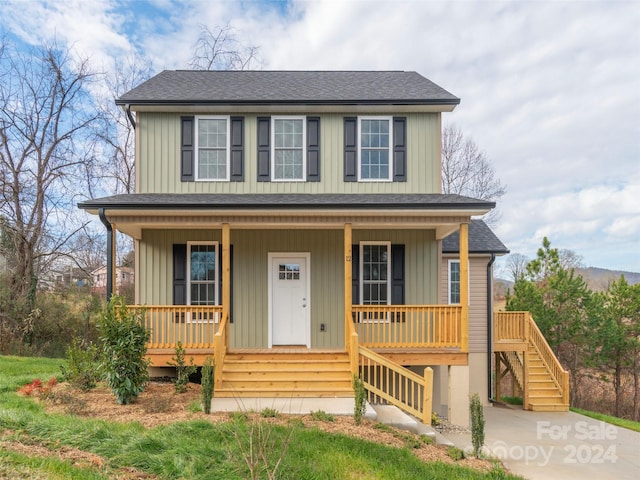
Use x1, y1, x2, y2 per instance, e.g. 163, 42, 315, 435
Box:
577, 267, 640, 290
496, 267, 640, 293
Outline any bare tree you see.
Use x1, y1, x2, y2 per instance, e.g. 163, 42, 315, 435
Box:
0, 40, 98, 309
190, 24, 261, 70
94, 55, 153, 195
558, 248, 584, 270
504, 253, 529, 282
441, 124, 506, 225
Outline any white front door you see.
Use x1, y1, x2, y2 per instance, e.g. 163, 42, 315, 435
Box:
269, 254, 310, 347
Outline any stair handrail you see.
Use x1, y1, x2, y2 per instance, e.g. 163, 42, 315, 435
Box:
358, 345, 433, 424
526, 313, 570, 404
214, 311, 229, 390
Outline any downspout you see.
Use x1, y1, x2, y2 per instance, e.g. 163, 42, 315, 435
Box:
125, 104, 136, 129
487, 253, 496, 402
98, 208, 113, 302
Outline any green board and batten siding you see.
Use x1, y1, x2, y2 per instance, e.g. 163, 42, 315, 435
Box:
139, 229, 438, 349
137, 112, 441, 195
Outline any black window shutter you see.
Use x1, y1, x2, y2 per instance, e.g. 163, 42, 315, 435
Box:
307, 117, 321, 182
230, 117, 244, 182
181, 117, 195, 182
257, 116, 271, 181
351, 244, 359, 305
173, 244, 187, 323
393, 117, 407, 182
391, 245, 405, 305
344, 117, 357, 182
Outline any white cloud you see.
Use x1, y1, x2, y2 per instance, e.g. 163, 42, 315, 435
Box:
2, 0, 638, 271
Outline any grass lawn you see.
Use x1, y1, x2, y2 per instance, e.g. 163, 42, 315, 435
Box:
0, 355, 521, 479
571, 407, 640, 433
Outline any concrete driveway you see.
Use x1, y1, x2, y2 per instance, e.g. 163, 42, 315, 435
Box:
443, 405, 640, 479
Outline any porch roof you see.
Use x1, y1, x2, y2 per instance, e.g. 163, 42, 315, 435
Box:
442, 219, 509, 255
78, 193, 494, 213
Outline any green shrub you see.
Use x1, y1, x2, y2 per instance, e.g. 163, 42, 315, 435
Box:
310, 410, 335, 422
353, 375, 367, 425
201, 356, 214, 414
447, 446, 465, 461
59, 337, 102, 391
470, 392, 485, 458
167, 341, 197, 393
98, 296, 150, 404
260, 407, 279, 418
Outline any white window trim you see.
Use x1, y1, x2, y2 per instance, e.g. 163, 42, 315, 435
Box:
271, 116, 307, 182
359, 241, 391, 323
187, 241, 219, 323
357, 116, 393, 182
448, 259, 470, 306
194, 116, 231, 182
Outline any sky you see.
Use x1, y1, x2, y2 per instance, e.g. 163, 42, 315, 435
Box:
1, 0, 639, 273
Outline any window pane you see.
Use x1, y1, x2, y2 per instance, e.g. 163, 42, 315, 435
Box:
360, 119, 390, 180
362, 244, 390, 305
273, 119, 303, 180
198, 118, 227, 179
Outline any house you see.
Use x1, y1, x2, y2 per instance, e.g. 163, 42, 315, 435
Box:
91, 265, 134, 297
78, 70, 568, 424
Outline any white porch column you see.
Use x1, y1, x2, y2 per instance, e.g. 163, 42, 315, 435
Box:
222, 223, 230, 321
344, 223, 352, 348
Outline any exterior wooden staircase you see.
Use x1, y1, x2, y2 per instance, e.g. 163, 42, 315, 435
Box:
216, 350, 354, 398
494, 312, 570, 412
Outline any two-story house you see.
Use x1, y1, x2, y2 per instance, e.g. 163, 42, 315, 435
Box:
79, 71, 568, 425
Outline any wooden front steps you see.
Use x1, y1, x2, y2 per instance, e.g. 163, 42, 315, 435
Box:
497, 345, 568, 412
525, 345, 569, 411
217, 351, 354, 398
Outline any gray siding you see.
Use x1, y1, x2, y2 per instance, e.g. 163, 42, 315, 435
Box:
138, 113, 441, 195
440, 255, 490, 353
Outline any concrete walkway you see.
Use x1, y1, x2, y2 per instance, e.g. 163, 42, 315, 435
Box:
443, 404, 640, 480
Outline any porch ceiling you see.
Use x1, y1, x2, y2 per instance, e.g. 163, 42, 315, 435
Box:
78, 193, 493, 240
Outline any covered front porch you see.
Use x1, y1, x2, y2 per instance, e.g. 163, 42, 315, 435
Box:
79, 193, 494, 423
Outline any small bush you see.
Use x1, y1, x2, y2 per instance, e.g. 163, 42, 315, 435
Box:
201, 356, 214, 414
470, 393, 485, 458
260, 407, 279, 418
167, 341, 197, 393
189, 400, 203, 413
353, 375, 366, 425
447, 446, 465, 461
98, 296, 150, 405
420, 434, 435, 445
60, 337, 102, 391
46, 390, 88, 416
310, 410, 335, 422
431, 411, 441, 425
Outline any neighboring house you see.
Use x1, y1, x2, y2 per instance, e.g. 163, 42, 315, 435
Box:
91, 266, 134, 296
79, 70, 567, 424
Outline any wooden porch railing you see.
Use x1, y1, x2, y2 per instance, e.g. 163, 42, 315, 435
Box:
358, 346, 433, 424
129, 305, 223, 349
352, 305, 463, 349
214, 311, 229, 390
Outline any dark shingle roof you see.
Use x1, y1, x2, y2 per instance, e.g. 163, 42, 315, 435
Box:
78, 193, 493, 211
116, 70, 459, 106
442, 219, 509, 255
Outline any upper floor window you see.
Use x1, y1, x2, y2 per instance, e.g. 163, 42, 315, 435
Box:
196, 117, 230, 181
359, 117, 392, 181
272, 117, 306, 181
